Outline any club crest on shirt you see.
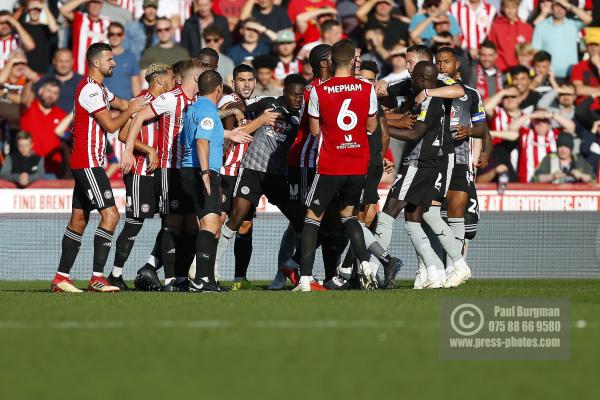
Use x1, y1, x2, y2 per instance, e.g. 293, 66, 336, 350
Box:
104, 190, 113, 199
201, 117, 215, 130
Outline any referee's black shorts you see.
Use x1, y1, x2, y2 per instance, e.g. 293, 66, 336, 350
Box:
180, 168, 221, 219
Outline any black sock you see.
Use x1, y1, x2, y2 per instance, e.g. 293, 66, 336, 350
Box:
113, 218, 144, 269
93, 227, 114, 274
300, 218, 320, 276
340, 246, 354, 270
342, 216, 370, 262
57, 227, 82, 274
320, 232, 338, 282
147, 228, 164, 271
195, 230, 218, 282
161, 227, 179, 280
175, 233, 196, 279
291, 237, 301, 265
234, 229, 253, 278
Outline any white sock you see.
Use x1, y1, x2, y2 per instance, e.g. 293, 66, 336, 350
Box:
111, 267, 123, 278
426, 265, 438, 282
57, 272, 69, 278
299, 275, 312, 284
216, 223, 236, 262
92, 272, 104, 277
454, 258, 468, 270
374, 212, 395, 251
147, 255, 159, 268
164, 277, 175, 285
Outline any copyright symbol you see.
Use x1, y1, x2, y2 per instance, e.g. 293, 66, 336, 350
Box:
450, 303, 484, 336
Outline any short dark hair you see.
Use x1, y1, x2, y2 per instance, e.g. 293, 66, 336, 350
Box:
509, 65, 530, 78
233, 64, 256, 80
423, 0, 441, 8
308, 44, 331, 73
172, 60, 185, 75
331, 39, 356, 67
480, 40, 497, 51
203, 23, 224, 40
86, 42, 112, 65
253, 54, 277, 70
360, 60, 379, 75
196, 47, 219, 63
198, 70, 223, 95
320, 19, 341, 34
436, 46, 458, 59
41, 78, 61, 89
406, 44, 433, 62
16, 131, 32, 141
533, 50, 552, 64
283, 73, 306, 88
108, 22, 124, 32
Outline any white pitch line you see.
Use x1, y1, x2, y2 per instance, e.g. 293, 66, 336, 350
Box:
0, 320, 406, 330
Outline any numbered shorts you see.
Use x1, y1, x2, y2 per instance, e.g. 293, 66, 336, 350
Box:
71, 167, 115, 211
431, 153, 454, 201
234, 168, 289, 208
287, 166, 316, 203
180, 168, 222, 219
305, 174, 366, 216
448, 163, 470, 193
220, 174, 255, 221
388, 164, 438, 208
124, 173, 157, 218
361, 163, 383, 206
154, 168, 193, 215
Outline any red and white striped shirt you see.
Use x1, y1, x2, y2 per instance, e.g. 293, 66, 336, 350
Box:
274, 60, 303, 81
0, 35, 18, 70
132, 91, 159, 175
288, 78, 323, 168
149, 87, 193, 169
115, 0, 136, 15
518, 126, 558, 182
451, 0, 496, 50
70, 76, 115, 169
71, 11, 111, 75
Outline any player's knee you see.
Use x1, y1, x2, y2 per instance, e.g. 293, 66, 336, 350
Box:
68, 213, 88, 233
102, 207, 120, 227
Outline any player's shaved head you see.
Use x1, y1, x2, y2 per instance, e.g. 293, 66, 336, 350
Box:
198, 69, 223, 95
196, 47, 219, 71
411, 61, 438, 92
331, 39, 356, 70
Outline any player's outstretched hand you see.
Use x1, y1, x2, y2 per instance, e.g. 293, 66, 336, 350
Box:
477, 152, 489, 170
147, 149, 158, 173
227, 127, 252, 144
121, 150, 135, 174
260, 108, 282, 126
383, 158, 394, 174
202, 173, 211, 195
128, 96, 149, 114
375, 80, 389, 97
387, 112, 416, 129
454, 125, 471, 140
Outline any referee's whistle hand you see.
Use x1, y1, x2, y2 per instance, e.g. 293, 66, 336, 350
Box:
202, 174, 211, 195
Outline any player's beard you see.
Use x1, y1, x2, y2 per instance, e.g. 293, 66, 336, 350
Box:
104, 67, 114, 78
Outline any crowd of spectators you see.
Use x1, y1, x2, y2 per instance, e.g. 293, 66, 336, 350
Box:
0, 0, 599, 187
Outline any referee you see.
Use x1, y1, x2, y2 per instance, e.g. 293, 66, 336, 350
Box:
180, 70, 226, 293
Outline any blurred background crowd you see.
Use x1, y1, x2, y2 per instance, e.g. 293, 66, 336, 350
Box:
0, 0, 599, 187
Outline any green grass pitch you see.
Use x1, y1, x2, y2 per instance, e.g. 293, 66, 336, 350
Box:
1, 279, 599, 400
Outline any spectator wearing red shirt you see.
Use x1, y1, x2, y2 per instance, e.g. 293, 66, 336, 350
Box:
570, 27, 600, 105
287, 0, 336, 25
19, 78, 67, 177
487, 0, 533, 73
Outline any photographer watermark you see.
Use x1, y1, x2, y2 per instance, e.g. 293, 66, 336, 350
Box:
440, 298, 570, 360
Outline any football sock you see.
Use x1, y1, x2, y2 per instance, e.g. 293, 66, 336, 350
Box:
146, 229, 163, 270
300, 218, 320, 276
374, 212, 395, 251
112, 218, 144, 273
320, 230, 338, 282
277, 223, 297, 266
175, 232, 196, 279
422, 206, 464, 265
195, 230, 218, 282
161, 227, 180, 281
57, 227, 82, 275
215, 223, 236, 262
404, 221, 443, 270
447, 217, 465, 273
422, 219, 445, 274
93, 227, 114, 274
342, 216, 370, 262
234, 229, 253, 279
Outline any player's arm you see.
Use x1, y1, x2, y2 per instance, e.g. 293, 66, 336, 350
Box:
197, 138, 212, 194
109, 96, 131, 111
490, 130, 519, 141
307, 87, 321, 137
118, 119, 158, 171
388, 121, 427, 141
456, 91, 488, 140
60, 0, 87, 22
477, 126, 493, 170
380, 115, 390, 159
415, 83, 465, 104
194, 112, 215, 195
120, 105, 156, 173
